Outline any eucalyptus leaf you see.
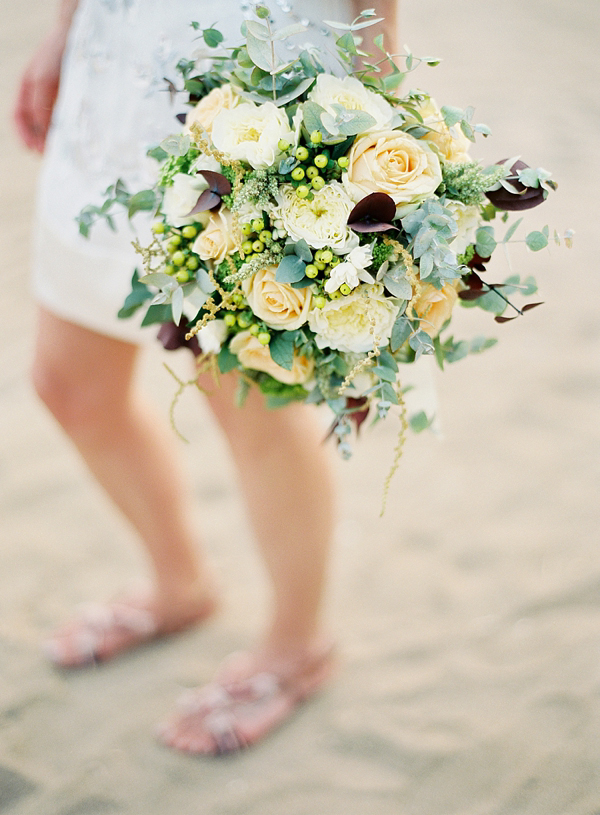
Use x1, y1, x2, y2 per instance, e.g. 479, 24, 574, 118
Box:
382, 275, 412, 299
372, 365, 396, 383
203, 27, 225, 48
525, 231, 548, 251
475, 226, 497, 258
171, 286, 184, 325
275, 254, 306, 283
127, 190, 156, 218
390, 314, 412, 352
246, 31, 273, 72
503, 217, 523, 243
293, 239, 313, 262
440, 105, 463, 127
409, 330, 435, 360
140, 303, 172, 327
218, 345, 239, 374
246, 20, 271, 40
273, 76, 315, 106
160, 134, 190, 157
273, 23, 307, 39
139, 272, 175, 288
269, 331, 295, 371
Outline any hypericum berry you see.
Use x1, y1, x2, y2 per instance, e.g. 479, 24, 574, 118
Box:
320, 249, 333, 264
176, 270, 190, 284
251, 218, 265, 233
258, 230, 272, 244
306, 166, 319, 179
186, 256, 199, 270
182, 225, 197, 239
224, 313, 237, 327
237, 313, 252, 328
295, 146, 309, 162
152, 221, 165, 234
171, 251, 186, 266
311, 176, 325, 191
329, 289, 342, 300
278, 138, 290, 152
242, 240, 254, 254
241, 222, 253, 236
315, 261, 326, 271
257, 331, 271, 345
164, 264, 176, 275
305, 264, 319, 278
330, 255, 341, 266
314, 154, 328, 169
310, 130, 323, 144
252, 239, 265, 254
167, 237, 181, 253
249, 323, 260, 336
232, 291, 244, 305
256, 5, 270, 18
296, 185, 310, 199
337, 156, 349, 169
314, 295, 327, 309
291, 166, 305, 181
339, 283, 351, 295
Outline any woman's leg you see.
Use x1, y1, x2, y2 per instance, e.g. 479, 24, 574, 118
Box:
161, 372, 336, 754
33, 307, 217, 663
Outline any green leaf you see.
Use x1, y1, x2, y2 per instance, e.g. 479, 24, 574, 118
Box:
303, 100, 327, 135
336, 31, 359, 56
440, 105, 463, 127
275, 254, 306, 283
147, 145, 168, 162
409, 330, 435, 360
475, 226, 497, 258
293, 239, 313, 262
469, 336, 498, 354
217, 345, 239, 374
203, 27, 225, 48
520, 275, 538, 296
273, 22, 307, 40
272, 76, 315, 107
376, 349, 398, 372
390, 314, 412, 352
525, 231, 548, 252
246, 20, 271, 40
336, 110, 377, 136
246, 31, 273, 73
372, 365, 396, 383
502, 217, 523, 243
160, 134, 190, 157
140, 304, 172, 326
382, 274, 412, 300
380, 382, 398, 405
269, 331, 295, 371
409, 411, 432, 433
117, 270, 153, 319
127, 189, 157, 218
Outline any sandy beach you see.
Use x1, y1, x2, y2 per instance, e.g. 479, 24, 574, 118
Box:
1, 0, 599, 812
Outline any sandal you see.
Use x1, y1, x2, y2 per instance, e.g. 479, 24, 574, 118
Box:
159, 645, 336, 755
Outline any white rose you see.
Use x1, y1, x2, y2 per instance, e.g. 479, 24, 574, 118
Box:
185, 84, 239, 136
307, 74, 394, 133
276, 181, 356, 252
211, 102, 294, 169
161, 172, 208, 227
445, 200, 481, 255
308, 283, 399, 353
197, 319, 228, 354
418, 97, 471, 164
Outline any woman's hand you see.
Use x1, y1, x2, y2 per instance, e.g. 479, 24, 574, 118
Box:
14, 27, 69, 153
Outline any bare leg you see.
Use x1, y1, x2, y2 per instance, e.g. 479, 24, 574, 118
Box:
33, 308, 217, 663
161, 372, 336, 754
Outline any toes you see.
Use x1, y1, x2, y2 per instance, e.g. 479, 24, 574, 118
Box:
158, 713, 217, 755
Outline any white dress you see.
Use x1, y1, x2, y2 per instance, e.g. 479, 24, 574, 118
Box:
32, 0, 351, 343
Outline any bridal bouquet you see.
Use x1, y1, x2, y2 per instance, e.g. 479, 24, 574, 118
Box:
79, 6, 566, 487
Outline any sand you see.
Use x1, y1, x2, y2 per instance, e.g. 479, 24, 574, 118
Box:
1, 1, 599, 813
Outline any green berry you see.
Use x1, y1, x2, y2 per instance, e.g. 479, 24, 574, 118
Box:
172, 251, 186, 266
252, 239, 265, 254
232, 291, 244, 305
320, 249, 333, 264
310, 130, 323, 144
311, 176, 325, 191
314, 295, 327, 309
237, 313, 252, 328
291, 167, 305, 181
257, 331, 271, 345
306, 166, 319, 179
251, 218, 265, 233
330, 255, 341, 266
164, 264, 176, 275
314, 154, 328, 169
249, 323, 260, 336
176, 270, 190, 284
186, 256, 199, 270
182, 225, 197, 239
278, 139, 290, 152
259, 230, 272, 244
339, 283, 351, 295
337, 156, 349, 169
296, 185, 310, 199
305, 264, 319, 278
295, 146, 309, 161
315, 261, 326, 271
242, 240, 254, 254
329, 289, 342, 300
256, 5, 270, 18
168, 234, 181, 247
152, 221, 165, 234
241, 222, 253, 236
224, 313, 237, 327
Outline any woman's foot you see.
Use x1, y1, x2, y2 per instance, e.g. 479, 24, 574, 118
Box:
158, 641, 336, 755
43, 585, 219, 668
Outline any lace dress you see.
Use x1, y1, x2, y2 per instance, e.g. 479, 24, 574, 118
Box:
32, 0, 350, 342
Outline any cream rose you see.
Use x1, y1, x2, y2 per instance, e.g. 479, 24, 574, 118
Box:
343, 131, 442, 215
192, 209, 236, 263
185, 84, 239, 135
230, 331, 314, 385
411, 282, 459, 338
197, 319, 228, 354
308, 283, 399, 353
161, 172, 208, 227
276, 181, 356, 252
211, 102, 294, 169
418, 98, 471, 164
445, 200, 480, 255
307, 74, 394, 133
242, 265, 312, 330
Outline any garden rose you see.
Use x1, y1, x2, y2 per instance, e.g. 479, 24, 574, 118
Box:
211, 101, 294, 169
230, 331, 314, 385
307, 74, 394, 133
411, 282, 459, 338
445, 200, 480, 255
308, 283, 399, 353
197, 319, 227, 354
418, 97, 471, 163
192, 209, 236, 263
185, 84, 239, 135
242, 265, 313, 330
276, 181, 356, 252
343, 131, 442, 215
161, 172, 209, 227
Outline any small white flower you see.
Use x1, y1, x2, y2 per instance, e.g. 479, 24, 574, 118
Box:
211, 101, 294, 169
324, 244, 375, 293
197, 319, 227, 354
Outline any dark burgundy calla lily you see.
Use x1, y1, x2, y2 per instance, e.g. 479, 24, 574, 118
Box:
485, 159, 547, 211
348, 192, 397, 232
186, 170, 232, 215
157, 320, 201, 356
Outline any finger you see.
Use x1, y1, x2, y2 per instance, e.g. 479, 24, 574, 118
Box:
13, 77, 40, 150
31, 79, 58, 151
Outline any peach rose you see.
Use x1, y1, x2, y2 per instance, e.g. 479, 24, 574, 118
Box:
185, 84, 239, 135
192, 209, 236, 263
230, 331, 314, 385
343, 130, 442, 215
242, 265, 312, 330
418, 98, 471, 164
411, 282, 459, 338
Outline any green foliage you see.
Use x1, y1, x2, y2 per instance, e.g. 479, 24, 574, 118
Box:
433, 334, 497, 368
118, 270, 153, 319
441, 161, 506, 207
525, 230, 549, 251
409, 411, 433, 433
401, 198, 461, 288
217, 345, 239, 374
140, 304, 172, 326
269, 331, 296, 371
75, 179, 158, 237
370, 238, 395, 272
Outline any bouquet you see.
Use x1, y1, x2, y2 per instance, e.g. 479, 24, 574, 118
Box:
79, 6, 569, 502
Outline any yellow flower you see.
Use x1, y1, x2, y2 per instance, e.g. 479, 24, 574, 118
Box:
230, 331, 314, 385
417, 97, 471, 164
185, 84, 239, 135
343, 130, 442, 215
192, 209, 236, 263
242, 265, 312, 330
411, 282, 459, 338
